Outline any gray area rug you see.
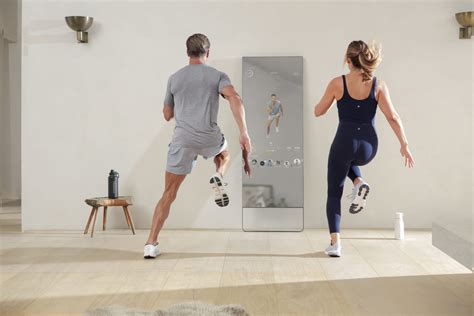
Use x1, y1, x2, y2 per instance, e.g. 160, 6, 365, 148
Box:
85, 301, 249, 316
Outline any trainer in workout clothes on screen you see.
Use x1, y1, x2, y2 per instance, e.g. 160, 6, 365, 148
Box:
143, 33, 252, 259
266, 93, 283, 137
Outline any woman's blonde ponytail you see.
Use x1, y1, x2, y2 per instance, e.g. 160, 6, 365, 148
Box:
346, 40, 382, 81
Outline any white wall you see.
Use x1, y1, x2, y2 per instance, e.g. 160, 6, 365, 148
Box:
0, 0, 21, 201
22, 0, 473, 231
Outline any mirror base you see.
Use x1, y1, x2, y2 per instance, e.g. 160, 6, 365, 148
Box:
243, 207, 304, 232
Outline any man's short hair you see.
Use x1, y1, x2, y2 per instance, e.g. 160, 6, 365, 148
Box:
271, 94, 277, 97
186, 34, 211, 58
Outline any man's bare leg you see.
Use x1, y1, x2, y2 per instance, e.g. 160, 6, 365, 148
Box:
146, 171, 186, 245
214, 149, 230, 177
210, 149, 231, 207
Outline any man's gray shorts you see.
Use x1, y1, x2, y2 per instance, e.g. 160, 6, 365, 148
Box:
166, 136, 228, 175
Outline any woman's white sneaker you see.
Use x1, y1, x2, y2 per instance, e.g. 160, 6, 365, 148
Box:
324, 241, 342, 257
144, 243, 160, 259
348, 181, 370, 214
210, 173, 229, 207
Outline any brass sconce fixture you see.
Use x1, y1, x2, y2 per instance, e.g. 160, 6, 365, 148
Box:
455, 11, 473, 39
65, 16, 94, 43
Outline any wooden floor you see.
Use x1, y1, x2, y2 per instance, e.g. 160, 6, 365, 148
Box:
0, 205, 472, 315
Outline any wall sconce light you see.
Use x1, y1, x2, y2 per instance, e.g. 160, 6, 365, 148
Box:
65, 16, 93, 43
455, 11, 473, 39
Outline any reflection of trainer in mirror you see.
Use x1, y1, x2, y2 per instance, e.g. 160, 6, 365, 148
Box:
144, 33, 252, 259
314, 40, 415, 258
266, 93, 283, 137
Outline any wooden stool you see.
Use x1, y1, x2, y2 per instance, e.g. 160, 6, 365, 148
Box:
84, 196, 135, 237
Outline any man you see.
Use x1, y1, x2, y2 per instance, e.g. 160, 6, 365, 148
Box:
266, 93, 283, 136
144, 34, 252, 259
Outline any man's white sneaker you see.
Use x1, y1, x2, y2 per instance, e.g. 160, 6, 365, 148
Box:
348, 181, 370, 214
209, 173, 229, 207
324, 241, 341, 257
144, 243, 160, 259
275, 126, 280, 133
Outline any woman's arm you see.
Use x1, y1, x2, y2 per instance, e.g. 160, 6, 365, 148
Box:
377, 81, 415, 168
314, 78, 337, 117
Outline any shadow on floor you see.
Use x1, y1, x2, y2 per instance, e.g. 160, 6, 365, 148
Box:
1, 273, 471, 315
341, 237, 397, 240
0, 247, 329, 264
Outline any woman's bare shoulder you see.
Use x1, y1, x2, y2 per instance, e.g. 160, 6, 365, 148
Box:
329, 75, 344, 100
375, 78, 389, 101
329, 75, 343, 88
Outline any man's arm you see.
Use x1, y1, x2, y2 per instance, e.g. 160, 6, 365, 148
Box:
221, 85, 251, 153
163, 105, 174, 121
163, 77, 174, 122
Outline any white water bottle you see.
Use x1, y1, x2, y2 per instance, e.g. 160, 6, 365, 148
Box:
395, 212, 405, 240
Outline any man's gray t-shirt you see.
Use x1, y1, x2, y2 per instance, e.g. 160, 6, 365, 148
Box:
268, 100, 282, 115
164, 64, 232, 148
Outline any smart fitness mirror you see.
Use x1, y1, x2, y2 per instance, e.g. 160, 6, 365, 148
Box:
242, 56, 304, 231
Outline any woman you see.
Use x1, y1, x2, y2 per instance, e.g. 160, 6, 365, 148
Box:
314, 40, 415, 257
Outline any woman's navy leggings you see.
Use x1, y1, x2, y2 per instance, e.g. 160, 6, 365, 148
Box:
327, 122, 378, 233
